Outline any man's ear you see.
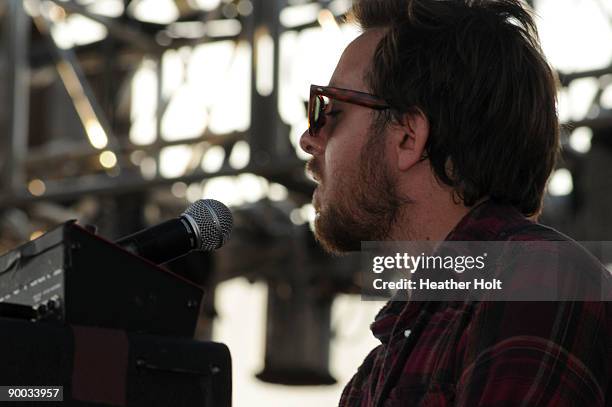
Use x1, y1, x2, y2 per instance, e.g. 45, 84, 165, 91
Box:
393, 108, 430, 171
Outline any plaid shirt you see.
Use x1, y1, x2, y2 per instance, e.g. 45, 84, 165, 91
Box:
339, 201, 611, 406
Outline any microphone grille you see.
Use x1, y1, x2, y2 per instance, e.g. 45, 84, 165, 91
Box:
182, 199, 233, 251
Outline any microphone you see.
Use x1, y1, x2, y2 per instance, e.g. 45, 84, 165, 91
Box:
116, 199, 233, 264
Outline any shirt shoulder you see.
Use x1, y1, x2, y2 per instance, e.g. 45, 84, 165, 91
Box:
457, 300, 611, 406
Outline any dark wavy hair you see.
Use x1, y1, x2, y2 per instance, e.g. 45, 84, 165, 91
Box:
351, 0, 560, 216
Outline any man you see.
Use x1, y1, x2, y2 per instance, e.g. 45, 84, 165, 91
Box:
299, 0, 610, 405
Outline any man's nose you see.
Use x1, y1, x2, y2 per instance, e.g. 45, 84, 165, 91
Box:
299, 129, 325, 155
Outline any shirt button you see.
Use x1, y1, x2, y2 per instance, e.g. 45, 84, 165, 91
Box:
404, 329, 411, 338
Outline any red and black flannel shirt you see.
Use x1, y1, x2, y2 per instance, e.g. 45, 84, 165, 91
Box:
339, 201, 611, 406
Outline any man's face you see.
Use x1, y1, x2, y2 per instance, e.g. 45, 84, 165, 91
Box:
300, 30, 407, 254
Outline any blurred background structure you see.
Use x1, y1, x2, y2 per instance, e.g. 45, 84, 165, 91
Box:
0, 0, 611, 405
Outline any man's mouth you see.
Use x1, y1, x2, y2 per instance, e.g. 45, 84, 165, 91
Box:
306, 159, 322, 184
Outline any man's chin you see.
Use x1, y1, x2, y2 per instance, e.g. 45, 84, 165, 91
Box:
313, 233, 353, 256
313, 212, 362, 255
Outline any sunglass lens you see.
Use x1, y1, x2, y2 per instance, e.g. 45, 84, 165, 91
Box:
314, 96, 322, 123
308, 93, 328, 136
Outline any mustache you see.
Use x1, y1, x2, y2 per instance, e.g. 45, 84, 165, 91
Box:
306, 159, 322, 182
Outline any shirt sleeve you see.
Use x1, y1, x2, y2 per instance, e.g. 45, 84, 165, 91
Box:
455, 301, 610, 406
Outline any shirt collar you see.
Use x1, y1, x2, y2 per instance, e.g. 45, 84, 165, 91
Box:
370, 200, 531, 343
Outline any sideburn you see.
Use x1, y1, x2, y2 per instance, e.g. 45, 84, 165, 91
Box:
356, 127, 410, 239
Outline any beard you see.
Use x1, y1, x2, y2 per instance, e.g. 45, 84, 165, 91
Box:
309, 127, 411, 254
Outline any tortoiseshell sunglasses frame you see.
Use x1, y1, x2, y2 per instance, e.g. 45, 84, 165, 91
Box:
308, 84, 390, 137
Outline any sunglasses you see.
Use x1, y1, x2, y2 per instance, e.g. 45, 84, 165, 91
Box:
308, 84, 390, 137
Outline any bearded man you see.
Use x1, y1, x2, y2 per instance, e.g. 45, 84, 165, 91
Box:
299, 0, 611, 405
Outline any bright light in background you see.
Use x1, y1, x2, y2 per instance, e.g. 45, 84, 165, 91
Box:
128, 0, 179, 24
268, 183, 288, 202
202, 145, 226, 173
229, 141, 251, 170
130, 150, 145, 166
129, 119, 156, 146
130, 59, 158, 145
280, 3, 321, 28
159, 145, 193, 178
23, 0, 41, 18
167, 41, 251, 136
188, 42, 237, 101
255, 28, 275, 97
208, 42, 251, 134
28, 179, 46, 197
203, 177, 244, 206
65, 14, 108, 46
201, 174, 267, 206
186, 182, 203, 202
236, 0, 254, 16
569, 127, 593, 154
600, 0, 612, 15
140, 156, 157, 180
162, 49, 185, 99
301, 203, 316, 224
206, 19, 243, 38
190, 0, 221, 11
290, 208, 305, 225
567, 78, 599, 121
289, 203, 316, 227
185, 41, 235, 90
601, 80, 612, 109
289, 204, 315, 226
557, 89, 571, 123
317, 9, 340, 33
162, 85, 210, 141
236, 174, 267, 203
132, 34, 251, 155
536, 0, 612, 72
548, 168, 574, 196
328, 0, 352, 16
168, 21, 207, 39
534, 1, 612, 136
84, 120, 108, 149
53, 58, 110, 150
136, 41, 251, 145
278, 31, 306, 125
99, 150, 117, 169
45, 6, 108, 47
49, 22, 74, 49
41, 1, 70, 47
171, 181, 188, 198
86, 0, 125, 18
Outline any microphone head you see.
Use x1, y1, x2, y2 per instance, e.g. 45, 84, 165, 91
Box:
182, 199, 233, 251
